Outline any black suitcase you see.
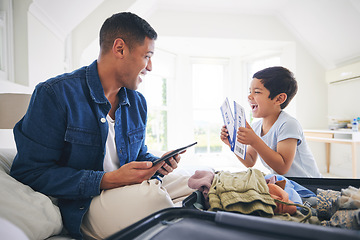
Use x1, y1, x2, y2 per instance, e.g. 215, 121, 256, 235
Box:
106, 178, 360, 240
287, 177, 360, 193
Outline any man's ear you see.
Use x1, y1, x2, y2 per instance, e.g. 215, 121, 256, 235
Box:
275, 93, 287, 105
112, 38, 126, 58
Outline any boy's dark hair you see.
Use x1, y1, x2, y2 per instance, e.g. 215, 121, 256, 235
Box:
253, 66, 298, 109
99, 12, 157, 53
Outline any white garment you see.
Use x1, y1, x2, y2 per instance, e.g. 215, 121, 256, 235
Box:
103, 115, 120, 172
252, 111, 322, 178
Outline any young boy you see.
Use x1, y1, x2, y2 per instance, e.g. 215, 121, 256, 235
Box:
220, 66, 322, 177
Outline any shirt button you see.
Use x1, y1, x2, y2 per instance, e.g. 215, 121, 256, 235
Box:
100, 117, 106, 123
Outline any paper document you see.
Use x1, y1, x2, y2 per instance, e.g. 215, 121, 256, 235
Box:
233, 101, 247, 159
220, 98, 247, 159
220, 98, 235, 149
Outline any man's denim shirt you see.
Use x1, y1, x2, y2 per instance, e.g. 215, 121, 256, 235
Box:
10, 60, 158, 239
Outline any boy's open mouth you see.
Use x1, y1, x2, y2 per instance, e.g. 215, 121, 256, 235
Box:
251, 104, 258, 111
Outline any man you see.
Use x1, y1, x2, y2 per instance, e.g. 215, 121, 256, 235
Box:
11, 12, 192, 239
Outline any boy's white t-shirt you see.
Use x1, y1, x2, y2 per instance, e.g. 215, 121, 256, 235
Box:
252, 111, 322, 178
103, 115, 120, 172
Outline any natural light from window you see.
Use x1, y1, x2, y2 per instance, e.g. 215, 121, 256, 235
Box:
137, 50, 282, 173
192, 61, 224, 154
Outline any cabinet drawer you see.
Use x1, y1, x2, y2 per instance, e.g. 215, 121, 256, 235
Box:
304, 132, 334, 138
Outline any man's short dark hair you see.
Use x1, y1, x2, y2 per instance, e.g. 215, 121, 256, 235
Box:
99, 12, 157, 53
253, 66, 298, 109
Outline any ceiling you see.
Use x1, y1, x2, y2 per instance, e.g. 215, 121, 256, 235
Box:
30, 0, 360, 70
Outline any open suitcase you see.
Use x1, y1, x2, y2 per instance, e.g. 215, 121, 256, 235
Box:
106, 178, 360, 240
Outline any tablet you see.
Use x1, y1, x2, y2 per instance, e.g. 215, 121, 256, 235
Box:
152, 142, 197, 166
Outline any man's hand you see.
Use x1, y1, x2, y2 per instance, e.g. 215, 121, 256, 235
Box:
155, 150, 184, 176
100, 161, 162, 190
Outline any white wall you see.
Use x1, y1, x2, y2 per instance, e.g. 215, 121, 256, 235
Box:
71, 0, 136, 69
27, 12, 65, 90
295, 43, 327, 129
149, 11, 295, 41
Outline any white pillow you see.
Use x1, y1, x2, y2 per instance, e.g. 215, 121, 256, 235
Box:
0, 217, 29, 240
0, 148, 16, 174
0, 149, 63, 240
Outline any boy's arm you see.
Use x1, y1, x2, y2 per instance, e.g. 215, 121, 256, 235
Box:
251, 137, 297, 175
234, 146, 258, 168
237, 123, 297, 175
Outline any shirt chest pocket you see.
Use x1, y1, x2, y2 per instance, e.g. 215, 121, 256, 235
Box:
127, 127, 145, 144
65, 127, 101, 146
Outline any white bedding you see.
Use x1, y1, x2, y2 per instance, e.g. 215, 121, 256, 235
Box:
0, 148, 64, 240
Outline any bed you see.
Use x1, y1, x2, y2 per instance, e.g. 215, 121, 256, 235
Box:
0, 93, 71, 239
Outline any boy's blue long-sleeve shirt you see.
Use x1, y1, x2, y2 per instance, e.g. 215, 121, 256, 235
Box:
10, 60, 157, 239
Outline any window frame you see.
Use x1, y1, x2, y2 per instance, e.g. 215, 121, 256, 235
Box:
0, 0, 14, 83
190, 57, 229, 155
138, 49, 176, 152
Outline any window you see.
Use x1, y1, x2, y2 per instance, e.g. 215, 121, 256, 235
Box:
138, 49, 175, 152
139, 74, 168, 151
191, 59, 226, 154
0, 0, 14, 82
0, 11, 8, 80
141, 52, 281, 173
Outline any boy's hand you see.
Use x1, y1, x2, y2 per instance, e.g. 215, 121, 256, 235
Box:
237, 121, 258, 145
220, 125, 231, 147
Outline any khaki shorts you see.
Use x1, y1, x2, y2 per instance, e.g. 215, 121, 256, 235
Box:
81, 173, 192, 239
